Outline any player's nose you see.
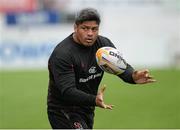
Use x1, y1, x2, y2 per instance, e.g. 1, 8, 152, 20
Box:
87, 29, 93, 36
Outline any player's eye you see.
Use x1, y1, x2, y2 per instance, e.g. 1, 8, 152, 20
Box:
92, 27, 98, 32
81, 26, 88, 31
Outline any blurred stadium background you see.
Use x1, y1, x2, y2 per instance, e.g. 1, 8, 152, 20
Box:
0, 0, 180, 129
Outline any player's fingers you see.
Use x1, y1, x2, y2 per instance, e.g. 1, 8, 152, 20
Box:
147, 79, 156, 83
136, 69, 149, 77
145, 73, 149, 78
140, 78, 156, 84
144, 69, 149, 73
146, 75, 156, 80
105, 104, 114, 110
147, 75, 153, 78
142, 69, 149, 76
102, 84, 106, 88
100, 85, 106, 93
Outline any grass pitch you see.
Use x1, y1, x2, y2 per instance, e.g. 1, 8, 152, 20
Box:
0, 69, 180, 128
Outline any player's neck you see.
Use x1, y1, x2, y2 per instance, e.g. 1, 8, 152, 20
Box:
73, 33, 81, 45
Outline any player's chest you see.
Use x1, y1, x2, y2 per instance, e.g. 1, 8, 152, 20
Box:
72, 49, 101, 75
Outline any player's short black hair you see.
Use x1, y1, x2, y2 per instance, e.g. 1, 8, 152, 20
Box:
75, 8, 101, 25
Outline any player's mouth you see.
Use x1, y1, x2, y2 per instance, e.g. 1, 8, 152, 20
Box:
85, 38, 93, 43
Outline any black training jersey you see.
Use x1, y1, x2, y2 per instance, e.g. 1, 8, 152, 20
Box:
47, 33, 115, 113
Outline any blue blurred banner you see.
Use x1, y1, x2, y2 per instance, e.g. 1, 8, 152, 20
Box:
0, 41, 56, 69
6, 11, 61, 25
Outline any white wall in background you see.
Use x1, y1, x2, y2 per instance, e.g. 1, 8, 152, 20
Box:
0, 0, 179, 69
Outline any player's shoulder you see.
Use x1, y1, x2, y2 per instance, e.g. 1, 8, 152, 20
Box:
52, 35, 73, 58
97, 35, 110, 41
96, 35, 115, 47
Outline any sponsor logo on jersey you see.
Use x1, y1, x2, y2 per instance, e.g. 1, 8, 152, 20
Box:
79, 72, 102, 83
73, 122, 83, 129
88, 66, 96, 74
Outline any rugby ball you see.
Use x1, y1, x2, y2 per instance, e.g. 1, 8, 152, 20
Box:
96, 47, 127, 75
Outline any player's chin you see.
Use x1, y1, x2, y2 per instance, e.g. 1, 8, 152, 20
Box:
84, 41, 95, 46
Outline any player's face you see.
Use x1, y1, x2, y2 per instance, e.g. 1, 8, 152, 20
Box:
74, 21, 99, 46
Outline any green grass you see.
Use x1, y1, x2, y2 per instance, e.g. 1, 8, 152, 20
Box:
0, 69, 180, 128
0, 70, 50, 128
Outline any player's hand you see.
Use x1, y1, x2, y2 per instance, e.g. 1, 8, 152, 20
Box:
95, 85, 114, 110
132, 69, 156, 84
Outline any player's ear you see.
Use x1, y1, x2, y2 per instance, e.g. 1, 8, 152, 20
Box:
74, 24, 77, 32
